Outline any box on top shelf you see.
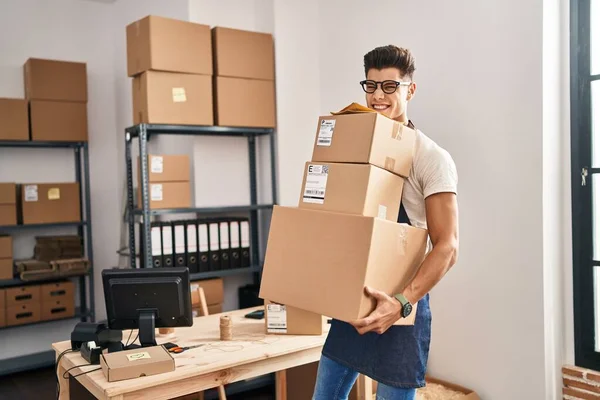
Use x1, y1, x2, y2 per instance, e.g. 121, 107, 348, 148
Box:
0, 183, 17, 226
298, 162, 404, 222
24, 58, 87, 102
126, 15, 212, 77
19, 182, 81, 224
311, 103, 417, 178
214, 76, 275, 128
132, 71, 213, 125
212, 27, 274, 81
0, 98, 29, 141
30, 100, 88, 142
259, 206, 428, 324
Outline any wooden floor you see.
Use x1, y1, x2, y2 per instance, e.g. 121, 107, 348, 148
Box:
0, 367, 274, 400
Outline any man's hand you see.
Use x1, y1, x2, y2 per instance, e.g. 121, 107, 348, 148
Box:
349, 286, 402, 335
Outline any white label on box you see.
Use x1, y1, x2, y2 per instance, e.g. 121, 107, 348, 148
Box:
150, 156, 164, 173
172, 87, 187, 103
378, 205, 387, 219
317, 119, 335, 146
151, 184, 163, 201
302, 164, 329, 204
24, 185, 38, 202
266, 304, 287, 333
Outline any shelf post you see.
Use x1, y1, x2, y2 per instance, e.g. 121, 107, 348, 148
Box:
138, 125, 153, 268
82, 143, 95, 320
247, 136, 260, 282
125, 130, 137, 268
269, 130, 278, 205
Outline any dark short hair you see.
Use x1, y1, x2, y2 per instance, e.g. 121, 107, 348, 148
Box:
363, 45, 416, 79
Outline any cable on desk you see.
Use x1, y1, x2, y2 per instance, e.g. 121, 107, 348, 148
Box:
62, 364, 102, 379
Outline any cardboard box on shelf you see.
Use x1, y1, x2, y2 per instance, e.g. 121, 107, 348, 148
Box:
19, 182, 81, 224
30, 100, 88, 142
0, 235, 13, 280
259, 206, 428, 324
0, 236, 12, 259
6, 285, 40, 306
264, 300, 326, 335
41, 298, 75, 321
24, 58, 87, 102
212, 27, 274, 80
0, 259, 12, 281
214, 76, 275, 128
0, 289, 5, 328
299, 162, 404, 221
126, 15, 212, 77
311, 111, 417, 178
132, 71, 213, 125
0, 98, 29, 141
40, 281, 74, 302
136, 181, 191, 210
6, 302, 41, 326
0, 183, 17, 226
101, 345, 175, 382
190, 278, 224, 306
137, 154, 190, 183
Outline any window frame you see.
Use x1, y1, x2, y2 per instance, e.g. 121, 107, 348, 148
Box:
571, 0, 599, 370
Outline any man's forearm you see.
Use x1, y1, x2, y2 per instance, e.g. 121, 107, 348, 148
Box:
402, 241, 458, 305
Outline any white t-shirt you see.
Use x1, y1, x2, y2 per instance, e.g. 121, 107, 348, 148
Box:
401, 128, 458, 236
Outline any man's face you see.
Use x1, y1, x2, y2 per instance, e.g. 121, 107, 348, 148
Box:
364, 67, 415, 121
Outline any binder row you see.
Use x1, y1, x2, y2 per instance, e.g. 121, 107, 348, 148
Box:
145, 217, 251, 273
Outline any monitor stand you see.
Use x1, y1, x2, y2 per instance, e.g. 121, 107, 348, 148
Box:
127, 309, 158, 349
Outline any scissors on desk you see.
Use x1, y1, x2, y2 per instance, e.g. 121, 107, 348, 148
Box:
168, 344, 205, 354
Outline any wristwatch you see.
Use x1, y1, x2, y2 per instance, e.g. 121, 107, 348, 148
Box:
394, 293, 413, 318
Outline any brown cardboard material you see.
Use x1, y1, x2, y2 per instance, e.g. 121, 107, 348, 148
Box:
0, 258, 12, 280
6, 302, 41, 326
212, 27, 274, 80
41, 298, 75, 321
0, 236, 12, 259
136, 181, 191, 209
311, 112, 417, 178
214, 77, 276, 128
0, 289, 5, 328
259, 206, 428, 324
20, 183, 81, 224
299, 162, 404, 221
264, 300, 325, 335
126, 15, 212, 77
24, 58, 87, 102
207, 304, 222, 315
0, 183, 17, 204
0, 183, 17, 226
101, 345, 175, 382
40, 281, 74, 302
30, 100, 88, 142
0, 98, 29, 141
422, 376, 481, 400
6, 285, 40, 306
137, 154, 190, 183
133, 71, 213, 125
190, 278, 224, 306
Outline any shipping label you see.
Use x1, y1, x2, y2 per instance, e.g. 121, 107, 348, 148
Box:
302, 164, 329, 204
317, 119, 335, 146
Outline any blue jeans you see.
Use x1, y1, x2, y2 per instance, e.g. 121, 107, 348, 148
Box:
312, 354, 417, 400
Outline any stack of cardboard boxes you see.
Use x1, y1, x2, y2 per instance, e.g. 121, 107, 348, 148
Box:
136, 154, 191, 209
260, 104, 429, 326
126, 15, 276, 128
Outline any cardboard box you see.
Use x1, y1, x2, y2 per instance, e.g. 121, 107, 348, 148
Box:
190, 278, 224, 306
30, 100, 88, 142
0, 259, 12, 280
137, 154, 190, 183
41, 298, 75, 321
0, 98, 29, 141
0, 183, 17, 226
299, 162, 404, 221
133, 71, 213, 125
126, 15, 212, 77
421, 376, 481, 400
311, 112, 417, 178
214, 77, 275, 128
24, 58, 87, 102
212, 27, 274, 80
259, 206, 428, 323
20, 183, 81, 224
101, 345, 175, 382
0, 236, 12, 259
192, 303, 223, 317
0, 289, 5, 328
6, 302, 41, 326
136, 181, 191, 209
6, 285, 40, 306
264, 300, 325, 335
0, 236, 13, 280
40, 281, 74, 302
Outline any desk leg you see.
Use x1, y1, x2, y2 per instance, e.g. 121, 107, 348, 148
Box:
275, 370, 287, 400
355, 374, 373, 400
56, 354, 70, 400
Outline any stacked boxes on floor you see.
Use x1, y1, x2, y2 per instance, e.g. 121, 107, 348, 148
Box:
136, 154, 191, 209
190, 278, 224, 316
260, 104, 429, 325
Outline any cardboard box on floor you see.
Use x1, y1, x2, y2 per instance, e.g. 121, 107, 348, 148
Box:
126, 15, 212, 77
0, 183, 17, 226
24, 58, 87, 102
0, 98, 28, 141
264, 300, 326, 335
19, 183, 81, 224
311, 104, 417, 178
422, 376, 481, 399
299, 162, 404, 222
190, 278, 224, 306
259, 206, 427, 324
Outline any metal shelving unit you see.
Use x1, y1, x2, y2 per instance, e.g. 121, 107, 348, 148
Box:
124, 123, 278, 278
0, 139, 95, 376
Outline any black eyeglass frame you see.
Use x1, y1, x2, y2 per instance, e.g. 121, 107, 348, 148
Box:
359, 79, 412, 94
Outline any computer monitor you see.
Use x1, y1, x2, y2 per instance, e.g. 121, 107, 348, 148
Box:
102, 267, 193, 348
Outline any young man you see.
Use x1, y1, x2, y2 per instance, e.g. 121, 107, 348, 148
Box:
312, 45, 460, 400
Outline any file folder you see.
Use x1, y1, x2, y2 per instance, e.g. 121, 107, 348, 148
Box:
150, 222, 163, 268
173, 220, 187, 268
208, 220, 221, 271
240, 218, 250, 267
197, 221, 210, 272
229, 219, 242, 269
185, 220, 199, 273
161, 221, 174, 267
219, 220, 231, 270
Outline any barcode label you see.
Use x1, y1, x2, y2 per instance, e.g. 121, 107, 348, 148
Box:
266, 304, 287, 333
316, 119, 335, 147
303, 164, 329, 204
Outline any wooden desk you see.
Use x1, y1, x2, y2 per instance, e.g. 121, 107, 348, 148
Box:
52, 307, 329, 400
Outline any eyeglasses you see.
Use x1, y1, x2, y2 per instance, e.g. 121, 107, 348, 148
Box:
359, 80, 411, 94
